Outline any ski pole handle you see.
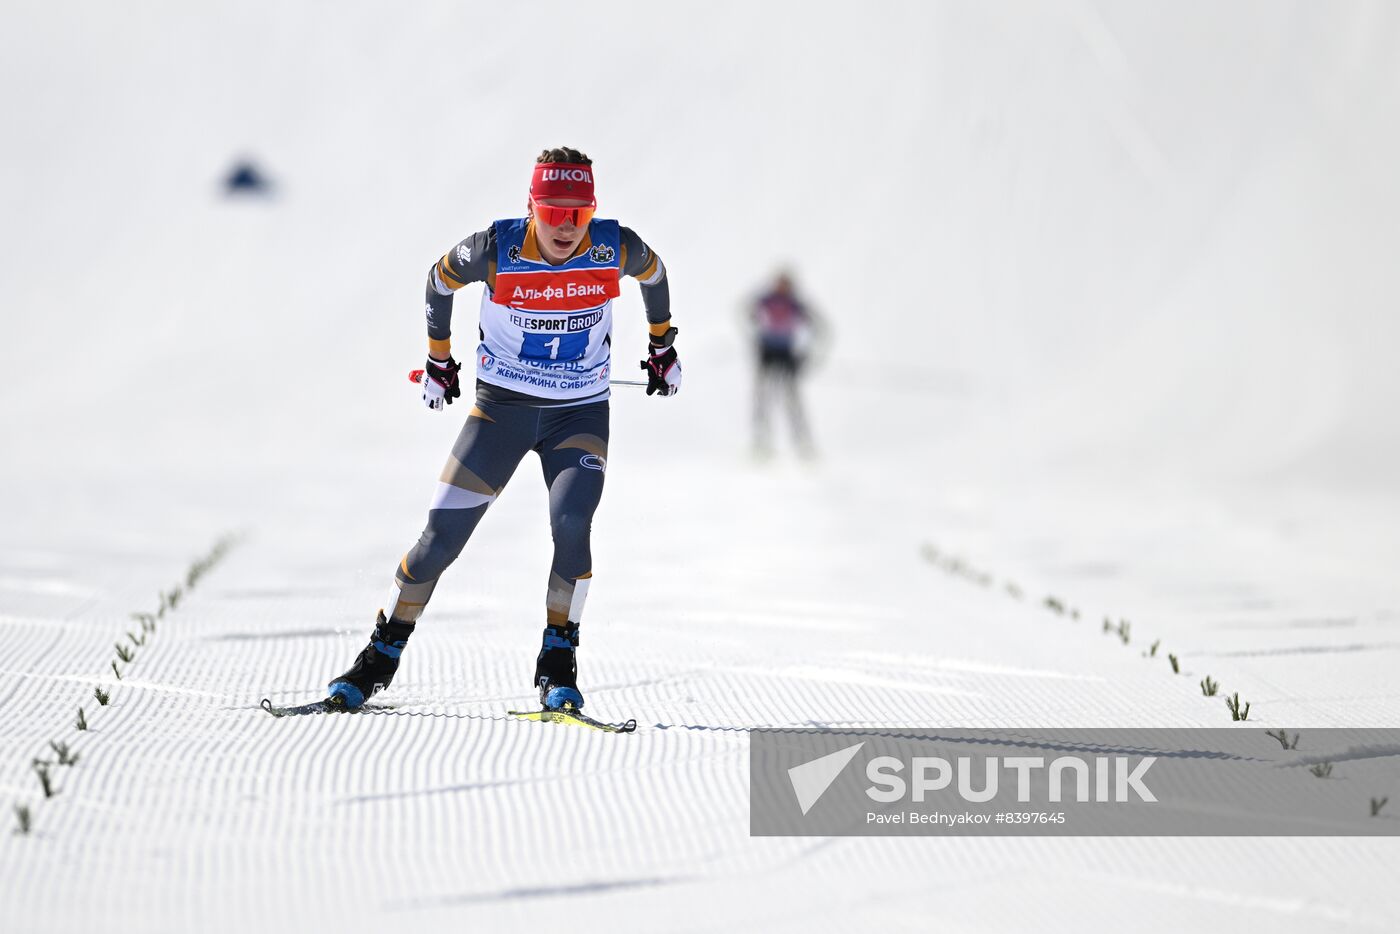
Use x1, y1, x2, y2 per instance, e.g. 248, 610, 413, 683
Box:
408, 369, 647, 388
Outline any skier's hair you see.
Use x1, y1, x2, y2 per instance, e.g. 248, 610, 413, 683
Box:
537, 147, 592, 165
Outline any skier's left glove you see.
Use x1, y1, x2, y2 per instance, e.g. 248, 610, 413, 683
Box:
422, 355, 462, 410
640, 326, 681, 397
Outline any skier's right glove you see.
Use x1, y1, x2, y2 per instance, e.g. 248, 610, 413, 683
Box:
422, 355, 461, 410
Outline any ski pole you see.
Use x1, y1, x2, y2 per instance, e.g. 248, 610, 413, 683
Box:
408, 369, 648, 388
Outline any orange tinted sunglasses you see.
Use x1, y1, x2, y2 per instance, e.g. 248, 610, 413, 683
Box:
532, 198, 596, 228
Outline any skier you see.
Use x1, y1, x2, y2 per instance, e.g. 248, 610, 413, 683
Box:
326, 147, 679, 715
749, 270, 823, 458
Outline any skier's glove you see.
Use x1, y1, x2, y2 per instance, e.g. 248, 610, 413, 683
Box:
640, 326, 681, 397
422, 355, 461, 410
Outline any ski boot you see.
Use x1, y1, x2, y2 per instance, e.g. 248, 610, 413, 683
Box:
534, 620, 583, 711
327, 610, 415, 709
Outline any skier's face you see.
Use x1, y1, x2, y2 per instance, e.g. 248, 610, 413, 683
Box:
531, 197, 592, 264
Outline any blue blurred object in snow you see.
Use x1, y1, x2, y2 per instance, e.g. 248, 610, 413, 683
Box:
224, 159, 272, 196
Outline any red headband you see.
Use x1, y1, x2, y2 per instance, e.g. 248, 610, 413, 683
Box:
530, 162, 596, 203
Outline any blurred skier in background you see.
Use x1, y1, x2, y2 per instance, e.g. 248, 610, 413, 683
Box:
749, 270, 825, 458
326, 146, 678, 717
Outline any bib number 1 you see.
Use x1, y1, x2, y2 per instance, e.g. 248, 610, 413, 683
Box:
520, 332, 587, 362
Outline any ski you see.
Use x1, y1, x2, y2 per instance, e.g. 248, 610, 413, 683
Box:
508, 707, 638, 733
260, 697, 349, 717
261, 696, 633, 731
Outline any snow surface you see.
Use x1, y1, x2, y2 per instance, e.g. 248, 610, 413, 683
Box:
3, 1, 1400, 931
